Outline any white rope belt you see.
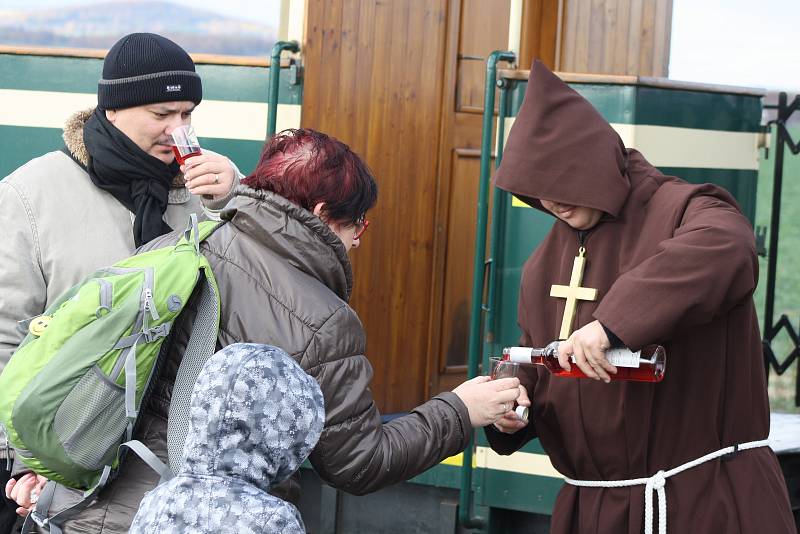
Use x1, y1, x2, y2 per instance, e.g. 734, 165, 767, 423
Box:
563, 439, 769, 534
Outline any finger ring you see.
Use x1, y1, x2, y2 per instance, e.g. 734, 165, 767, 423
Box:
213, 174, 219, 184
502, 403, 508, 413
30, 490, 38, 505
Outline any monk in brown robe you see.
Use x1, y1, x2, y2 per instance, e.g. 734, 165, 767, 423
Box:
485, 60, 795, 534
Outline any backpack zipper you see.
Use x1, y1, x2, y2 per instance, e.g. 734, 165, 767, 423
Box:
110, 270, 155, 380
142, 288, 160, 323
95, 279, 113, 318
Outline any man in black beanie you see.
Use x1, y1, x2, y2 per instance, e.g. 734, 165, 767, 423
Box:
0, 33, 241, 533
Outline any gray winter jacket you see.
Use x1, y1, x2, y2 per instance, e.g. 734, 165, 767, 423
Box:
0, 109, 236, 456
35, 187, 471, 532
179, 189, 474, 498
129, 343, 324, 534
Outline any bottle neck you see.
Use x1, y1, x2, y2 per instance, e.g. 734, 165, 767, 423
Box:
503, 342, 558, 363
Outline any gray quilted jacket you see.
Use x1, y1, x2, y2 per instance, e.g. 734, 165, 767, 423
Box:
35, 187, 471, 532
129, 343, 324, 534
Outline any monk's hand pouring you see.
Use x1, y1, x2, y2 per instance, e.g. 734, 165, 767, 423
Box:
559, 321, 617, 383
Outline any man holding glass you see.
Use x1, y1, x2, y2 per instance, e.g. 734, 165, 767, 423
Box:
0, 33, 240, 531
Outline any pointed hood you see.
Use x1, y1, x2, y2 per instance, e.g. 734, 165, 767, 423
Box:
181, 343, 325, 492
494, 60, 630, 218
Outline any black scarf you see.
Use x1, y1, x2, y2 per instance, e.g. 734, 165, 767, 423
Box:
83, 108, 179, 246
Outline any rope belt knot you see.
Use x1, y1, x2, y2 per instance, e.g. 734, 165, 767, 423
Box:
564, 439, 769, 534
643, 470, 667, 534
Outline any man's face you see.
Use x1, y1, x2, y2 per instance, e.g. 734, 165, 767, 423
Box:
105, 101, 195, 164
540, 199, 603, 230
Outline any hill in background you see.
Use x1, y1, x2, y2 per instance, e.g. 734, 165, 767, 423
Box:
0, 0, 277, 57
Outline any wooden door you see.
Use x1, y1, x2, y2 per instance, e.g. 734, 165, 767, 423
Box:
302, 0, 560, 411
427, 0, 512, 395
427, 1, 561, 395
302, 0, 450, 412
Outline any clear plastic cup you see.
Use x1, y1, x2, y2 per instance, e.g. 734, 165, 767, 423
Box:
489, 357, 520, 379
170, 125, 202, 165
488, 357, 528, 421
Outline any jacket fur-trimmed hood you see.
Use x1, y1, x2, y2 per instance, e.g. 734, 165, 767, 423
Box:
62, 108, 93, 167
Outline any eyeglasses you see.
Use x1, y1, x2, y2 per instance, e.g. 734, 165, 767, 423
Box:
353, 218, 370, 240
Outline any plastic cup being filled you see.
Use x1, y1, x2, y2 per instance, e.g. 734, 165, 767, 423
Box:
170, 125, 202, 165
488, 357, 528, 421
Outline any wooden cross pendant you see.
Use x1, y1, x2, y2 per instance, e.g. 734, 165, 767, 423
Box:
550, 246, 598, 340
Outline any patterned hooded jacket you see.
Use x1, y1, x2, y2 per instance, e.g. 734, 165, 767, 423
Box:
129, 343, 324, 534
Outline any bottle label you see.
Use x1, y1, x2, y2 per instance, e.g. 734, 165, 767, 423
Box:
506, 346, 642, 368
604, 348, 641, 368
506, 347, 533, 363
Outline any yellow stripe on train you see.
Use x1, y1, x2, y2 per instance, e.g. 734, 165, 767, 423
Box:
440, 447, 565, 479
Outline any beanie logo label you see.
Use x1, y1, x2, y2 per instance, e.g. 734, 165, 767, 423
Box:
166, 84, 182, 92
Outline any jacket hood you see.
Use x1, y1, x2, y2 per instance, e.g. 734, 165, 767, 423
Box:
222, 186, 355, 301
63, 109, 94, 166
493, 60, 630, 218
181, 343, 325, 491
63, 108, 186, 188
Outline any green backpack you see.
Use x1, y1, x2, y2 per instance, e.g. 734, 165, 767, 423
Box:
0, 215, 221, 495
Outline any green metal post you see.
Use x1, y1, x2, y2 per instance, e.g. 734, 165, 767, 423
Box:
267, 40, 300, 138
459, 50, 515, 531
483, 77, 511, 360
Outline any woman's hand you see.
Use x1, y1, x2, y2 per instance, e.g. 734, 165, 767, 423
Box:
453, 375, 522, 427
557, 320, 617, 383
492, 383, 530, 434
182, 152, 236, 200
5, 472, 48, 517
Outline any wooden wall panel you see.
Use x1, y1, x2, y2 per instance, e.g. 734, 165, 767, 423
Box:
456, 0, 512, 111
303, 0, 449, 412
518, 0, 561, 70
560, 0, 673, 76
440, 152, 481, 369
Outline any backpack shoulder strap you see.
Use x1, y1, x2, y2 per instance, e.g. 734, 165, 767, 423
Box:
166, 270, 220, 474
22, 441, 173, 534
178, 214, 224, 254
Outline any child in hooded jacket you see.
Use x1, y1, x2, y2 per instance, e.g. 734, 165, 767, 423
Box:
129, 343, 324, 534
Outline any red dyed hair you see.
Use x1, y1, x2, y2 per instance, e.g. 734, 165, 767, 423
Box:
242, 129, 378, 225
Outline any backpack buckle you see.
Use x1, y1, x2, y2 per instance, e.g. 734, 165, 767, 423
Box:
141, 323, 171, 343
181, 213, 201, 255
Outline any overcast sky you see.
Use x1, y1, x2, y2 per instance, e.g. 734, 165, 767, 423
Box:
669, 0, 799, 90
3, 0, 797, 91
0, 0, 282, 26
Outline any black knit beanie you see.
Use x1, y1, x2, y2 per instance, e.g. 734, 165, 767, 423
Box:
98, 33, 202, 110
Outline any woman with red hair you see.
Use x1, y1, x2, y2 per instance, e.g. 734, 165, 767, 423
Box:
180, 128, 522, 501
243, 128, 378, 251
17, 129, 522, 532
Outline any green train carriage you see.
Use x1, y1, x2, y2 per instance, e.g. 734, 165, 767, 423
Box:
0, 46, 797, 533
0, 47, 302, 179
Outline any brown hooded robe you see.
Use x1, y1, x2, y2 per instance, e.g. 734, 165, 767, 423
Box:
485, 61, 794, 534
